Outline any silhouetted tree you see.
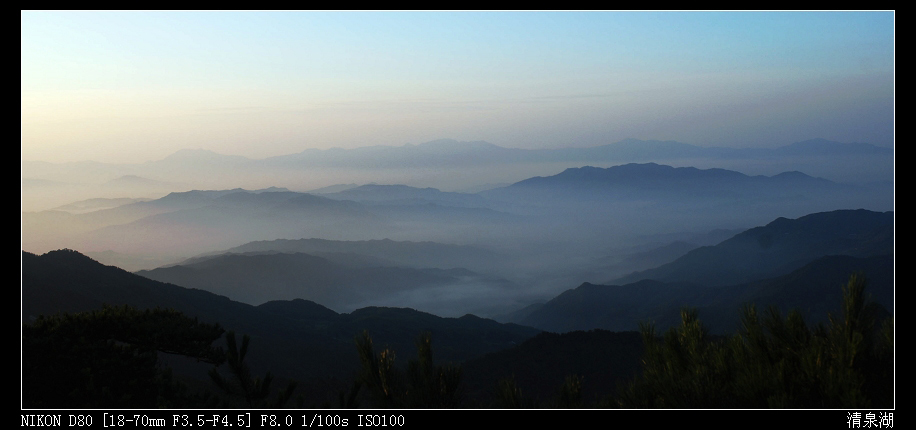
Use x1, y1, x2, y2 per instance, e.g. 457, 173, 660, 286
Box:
356, 331, 462, 408
556, 374, 584, 408
208, 331, 297, 408
492, 375, 534, 408
22, 305, 225, 408
618, 274, 893, 408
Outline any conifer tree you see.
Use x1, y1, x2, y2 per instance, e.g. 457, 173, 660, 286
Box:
356, 331, 463, 408
618, 274, 893, 408
22, 305, 225, 408
208, 331, 297, 408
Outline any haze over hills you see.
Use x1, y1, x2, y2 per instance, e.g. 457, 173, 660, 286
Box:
202, 137, 896, 169
512, 209, 894, 333
135, 251, 519, 316
482, 162, 852, 206
21, 170, 895, 404
21, 208, 895, 405
322, 184, 491, 208
517, 254, 893, 335
21, 138, 894, 212
22, 249, 541, 386
137, 237, 531, 316
23, 155, 894, 314
22, 138, 893, 181
611, 209, 893, 287
23, 188, 386, 262
194, 237, 505, 273
21, 139, 894, 392
477, 163, 891, 254
50, 197, 152, 214
21, 11, 895, 408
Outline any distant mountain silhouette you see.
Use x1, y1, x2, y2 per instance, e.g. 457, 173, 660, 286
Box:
23, 186, 519, 263
136, 251, 514, 312
323, 184, 490, 208
613, 209, 893, 286
519, 254, 892, 334
25, 187, 299, 238
24, 138, 892, 173
22, 137, 893, 213
485, 163, 843, 202
23, 189, 382, 258
582, 240, 702, 284
247, 138, 892, 169
307, 183, 360, 194
52, 197, 150, 214
514, 209, 894, 334
257, 139, 525, 169
199, 237, 503, 273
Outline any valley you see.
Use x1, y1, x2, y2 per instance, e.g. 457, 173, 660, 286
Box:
21, 138, 894, 408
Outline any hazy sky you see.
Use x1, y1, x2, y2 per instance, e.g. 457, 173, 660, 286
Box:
21, 11, 894, 163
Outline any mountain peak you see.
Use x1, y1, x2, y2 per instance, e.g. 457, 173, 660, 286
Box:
548, 163, 745, 182
26, 249, 109, 271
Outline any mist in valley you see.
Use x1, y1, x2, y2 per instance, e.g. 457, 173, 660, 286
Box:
21, 11, 893, 409
22, 138, 894, 320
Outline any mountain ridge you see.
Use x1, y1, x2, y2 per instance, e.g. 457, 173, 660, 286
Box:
24, 137, 892, 168
22, 248, 541, 384
519, 254, 893, 334
612, 209, 893, 287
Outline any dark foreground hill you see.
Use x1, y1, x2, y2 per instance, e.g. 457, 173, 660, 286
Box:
21, 249, 539, 406
461, 330, 645, 407
22, 247, 893, 408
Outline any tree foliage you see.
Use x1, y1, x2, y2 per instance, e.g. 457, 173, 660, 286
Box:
556, 374, 584, 408
492, 376, 528, 408
356, 331, 462, 408
618, 274, 894, 408
208, 331, 297, 408
22, 305, 225, 408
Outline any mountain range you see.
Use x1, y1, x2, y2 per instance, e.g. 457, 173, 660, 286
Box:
513, 209, 894, 334
136, 251, 516, 315
611, 209, 893, 286
22, 138, 893, 172
23, 160, 894, 314
517, 254, 893, 335
22, 249, 540, 393
482, 162, 849, 203
21, 138, 894, 213
22, 206, 895, 406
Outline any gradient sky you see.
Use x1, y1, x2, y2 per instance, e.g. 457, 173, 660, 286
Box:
21, 11, 894, 163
